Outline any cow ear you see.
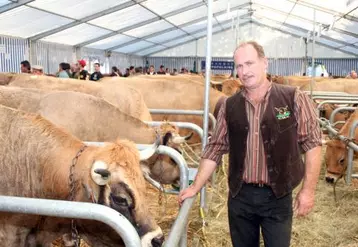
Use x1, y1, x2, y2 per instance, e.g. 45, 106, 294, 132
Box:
91, 160, 111, 185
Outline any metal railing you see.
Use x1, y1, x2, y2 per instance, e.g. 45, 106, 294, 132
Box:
149, 109, 217, 130
304, 91, 352, 96
318, 118, 358, 185
316, 100, 358, 116
346, 120, 358, 184
312, 96, 358, 101
145, 121, 203, 141
0, 196, 141, 247
328, 106, 357, 138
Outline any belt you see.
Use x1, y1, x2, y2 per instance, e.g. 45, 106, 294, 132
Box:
244, 182, 269, 188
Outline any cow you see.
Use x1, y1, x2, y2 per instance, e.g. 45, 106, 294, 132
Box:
0, 73, 152, 121
271, 75, 326, 89
0, 104, 164, 247
325, 109, 358, 184
101, 76, 227, 146
0, 86, 191, 185
320, 103, 353, 130
300, 78, 358, 93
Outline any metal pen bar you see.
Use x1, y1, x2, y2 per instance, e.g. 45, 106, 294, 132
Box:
316, 100, 358, 115
318, 118, 358, 153
163, 196, 197, 247
149, 109, 217, 130
145, 121, 204, 140
313, 96, 358, 101
329, 107, 357, 125
303, 91, 352, 96
328, 106, 357, 138
346, 120, 358, 184
0, 196, 141, 247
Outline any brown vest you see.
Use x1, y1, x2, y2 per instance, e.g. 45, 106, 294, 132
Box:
226, 83, 304, 198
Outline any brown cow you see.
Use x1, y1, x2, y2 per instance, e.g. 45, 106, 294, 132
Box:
325, 109, 358, 184
101, 76, 227, 145
0, 73, 152, 121
0, 86, 190, 185
0, 105, 164, 247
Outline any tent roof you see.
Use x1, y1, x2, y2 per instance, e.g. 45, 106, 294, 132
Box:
0, 0, 357, 56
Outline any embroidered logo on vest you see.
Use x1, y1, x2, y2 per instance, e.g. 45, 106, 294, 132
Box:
274, 106, 291, 120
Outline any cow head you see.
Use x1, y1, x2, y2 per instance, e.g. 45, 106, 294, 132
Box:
324, 140, 347, 184
78, 137, 164, 247
143, 122, 193, 185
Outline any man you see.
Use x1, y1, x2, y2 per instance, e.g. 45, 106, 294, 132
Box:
75, 59, 89, 80
90, 63, 103, 81
179, 41, 322, 247
147, 65, 156, 75
20, 60, 31, 73
346, 70, 357, 79
157, 65, 166, 75
32, 65, 44, 75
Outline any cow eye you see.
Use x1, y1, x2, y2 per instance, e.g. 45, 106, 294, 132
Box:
111, 195, 129, 207
339, 158, 345, 165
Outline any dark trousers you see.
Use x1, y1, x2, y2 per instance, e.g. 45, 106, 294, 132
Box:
228, 183, 293, 247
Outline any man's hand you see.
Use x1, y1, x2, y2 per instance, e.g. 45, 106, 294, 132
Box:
178, 185, 200, 206
293, 188, 315, 217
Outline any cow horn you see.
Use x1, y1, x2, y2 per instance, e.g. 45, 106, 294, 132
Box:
171, 132, 194, 144
139, 134, 160, 161
91, 160, 111, 186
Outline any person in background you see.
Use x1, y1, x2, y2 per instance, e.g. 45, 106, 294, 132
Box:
147, 65, 156, 75
57, 62, 70, 78
75, 59, 89, 80
179, 41, 322, 247
110, 66, 121, 77
32, 65, 44, 75
129, 66, 135, 75
346, 70, 357, 79
165, 68, 170, 75
157, 65, 166, 75
90, 63, 103, 81
20, 60, 31, 73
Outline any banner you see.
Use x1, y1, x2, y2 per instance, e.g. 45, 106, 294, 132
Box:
201, 60, 234, 70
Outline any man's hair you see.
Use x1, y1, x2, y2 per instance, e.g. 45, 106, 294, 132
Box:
234, 41, 266, 58
94, 63, 100, 67
21, 60, 31, 69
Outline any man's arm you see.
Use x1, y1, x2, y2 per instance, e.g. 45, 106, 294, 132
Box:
294, 90, 323, 216
179, 100, 229, 203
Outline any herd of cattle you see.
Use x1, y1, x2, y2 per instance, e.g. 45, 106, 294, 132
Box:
0, 72, 357, 246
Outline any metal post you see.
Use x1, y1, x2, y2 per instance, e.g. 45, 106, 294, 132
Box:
163, 196, 197, 247
346, 120, 358, 184
0, 196, 141, 247
310, 9, 316, 99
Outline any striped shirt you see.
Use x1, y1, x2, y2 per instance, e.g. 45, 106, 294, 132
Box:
202, 84, 322, 185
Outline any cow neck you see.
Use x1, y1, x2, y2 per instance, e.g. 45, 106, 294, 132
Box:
67, 144, 88, 202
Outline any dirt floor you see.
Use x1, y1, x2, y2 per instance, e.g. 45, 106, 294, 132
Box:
54, 145, 358, 247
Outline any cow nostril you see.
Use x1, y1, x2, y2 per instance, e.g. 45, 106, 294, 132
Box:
325, 177, 334, 183
151, 235, 164, 247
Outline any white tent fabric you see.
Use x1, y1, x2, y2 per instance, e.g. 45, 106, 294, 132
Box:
0, 0, 357, 56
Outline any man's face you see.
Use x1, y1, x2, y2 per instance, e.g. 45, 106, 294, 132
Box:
234, 44, 268, 90
21, 64, 28, 73
94, 64, 100, 72
32, 69, 43, 75
149, 66, 154, 72
351, 71, 357, 79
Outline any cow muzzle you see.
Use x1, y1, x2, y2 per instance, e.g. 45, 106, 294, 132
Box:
141, 227, 164, 247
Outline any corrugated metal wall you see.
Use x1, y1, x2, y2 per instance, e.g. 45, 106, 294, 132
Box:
31, 41, 74, 74
0, 34, 356, 77
0, 35, 28, 73
146, 56, 358, 76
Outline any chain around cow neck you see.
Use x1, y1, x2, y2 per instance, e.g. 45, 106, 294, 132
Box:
68, 144, 87, 247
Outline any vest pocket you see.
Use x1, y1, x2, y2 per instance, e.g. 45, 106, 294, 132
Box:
277, 118, 296, 133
